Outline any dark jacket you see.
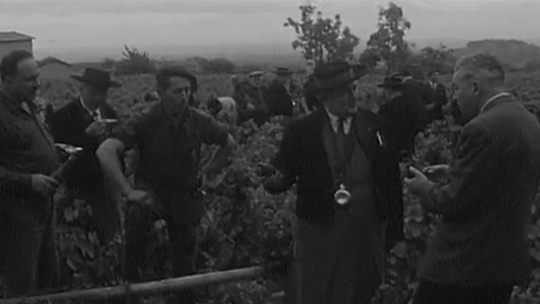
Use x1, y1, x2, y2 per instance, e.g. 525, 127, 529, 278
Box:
378, 94, 427, 159
265, 79, 294, 118
48, 98, 117, 193
418, 95, 540, 285
425, 82, 448, 121
270, 108, 404, 242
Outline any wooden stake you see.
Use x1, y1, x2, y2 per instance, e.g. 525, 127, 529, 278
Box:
0, 267, 263, 304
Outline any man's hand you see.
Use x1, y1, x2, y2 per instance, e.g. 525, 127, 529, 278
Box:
125, 189, 149, 204
423, 164, 449, 176
31, 174, 59, 197
85, 121, 106, 137
404, 166, 432, 195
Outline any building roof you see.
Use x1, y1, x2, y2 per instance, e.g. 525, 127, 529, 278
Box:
38, 56, 72, 68
0, 31, 34, 43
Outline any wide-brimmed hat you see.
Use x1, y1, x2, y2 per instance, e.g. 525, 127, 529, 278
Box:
273, 67, 293, 75
377, 73, 407, 90
71, 68, 121, 89
306, 61, 368, 92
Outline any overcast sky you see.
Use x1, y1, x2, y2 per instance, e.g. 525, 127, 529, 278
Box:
0, 0, 538, 56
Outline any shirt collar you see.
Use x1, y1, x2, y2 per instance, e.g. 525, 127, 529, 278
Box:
80, 97, 101, 119
479, 92, 511, 114
324, 108, 352, 134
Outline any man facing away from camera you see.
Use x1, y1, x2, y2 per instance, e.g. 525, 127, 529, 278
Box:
0, 50, 59, 296
264, 61, 404, 304
406, 53, 540, 304
96, 66, 235, 303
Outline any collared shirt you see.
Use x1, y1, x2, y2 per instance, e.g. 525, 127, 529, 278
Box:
479, 92, 511, 114
325, 108, 352, 135
80, 97, 102, 121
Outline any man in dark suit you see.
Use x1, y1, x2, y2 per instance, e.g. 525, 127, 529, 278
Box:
264, 67, 295, 118
264, 61, 404, 304
424, 70, 448, 121
47, 68, 121, 243
377, 74, 428, 160
406, 53, 540, 304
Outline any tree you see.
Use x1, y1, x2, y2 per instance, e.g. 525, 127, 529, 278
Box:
360, 2, 412, 74
116, 45, 156, 75
420, 44, 456, 74
284, 4, 360, 66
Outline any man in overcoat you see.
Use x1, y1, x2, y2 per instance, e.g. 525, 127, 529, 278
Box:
406, 53, 540, 304
47, 68, 121, 243
424, 70, 448, 122
264, 67, 295, 118
264, 61, 404, 304
0, 50, 59, 296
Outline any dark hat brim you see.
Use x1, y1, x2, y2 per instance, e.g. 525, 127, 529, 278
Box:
70, 74, 122, 88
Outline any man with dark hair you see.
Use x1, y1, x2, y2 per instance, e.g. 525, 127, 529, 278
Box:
96, 66, 235, 303
425, 70, 448, 121
406, 53, 540, 304
0, 50, 59, 295
47, 68, 121, 244
265, 61, 403, 304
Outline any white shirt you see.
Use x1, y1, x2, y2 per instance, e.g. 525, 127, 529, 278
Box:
479, 92, 511, 114
80, 97, 102, 121
325, 108, 352, 135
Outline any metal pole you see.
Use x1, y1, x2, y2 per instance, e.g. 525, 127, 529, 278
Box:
0, 267, 263, 304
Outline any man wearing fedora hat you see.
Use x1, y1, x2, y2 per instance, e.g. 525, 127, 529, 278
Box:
377, 73, 429, 160
264, 67, 297, 119
264, 61, 404, 304
47, 67, 122, 243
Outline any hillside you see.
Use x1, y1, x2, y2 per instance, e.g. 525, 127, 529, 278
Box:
452, 39, 540, 68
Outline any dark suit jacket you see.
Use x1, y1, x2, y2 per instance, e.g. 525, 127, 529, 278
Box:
48, 98, 117, 192
425, 82, 448, 121
417, 95, 540, 285
270, 108, 404, 242
265, 80, 294, 118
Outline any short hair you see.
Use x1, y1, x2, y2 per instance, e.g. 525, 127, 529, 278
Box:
155, 66, 198, 92
0, 50, 33, 82
455, 53, 505, 84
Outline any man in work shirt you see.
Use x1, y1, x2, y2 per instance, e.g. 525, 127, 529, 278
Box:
96, 66, 235, 303
0, 50, 59, 296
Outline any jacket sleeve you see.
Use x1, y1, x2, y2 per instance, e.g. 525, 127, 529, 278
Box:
378, 119, 404, 242
419, 124, 494, 216
271, 122, 300, 182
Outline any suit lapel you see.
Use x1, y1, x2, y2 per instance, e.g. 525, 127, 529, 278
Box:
352, 111, 377, 162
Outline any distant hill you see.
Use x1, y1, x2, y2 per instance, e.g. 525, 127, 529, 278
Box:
452, 39, 540, 68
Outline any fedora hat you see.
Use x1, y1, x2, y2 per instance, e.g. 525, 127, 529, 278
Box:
273, 67, 293, 75
71, 68, 121, 89
377, 73, 407, 89
307, 61, 368, 92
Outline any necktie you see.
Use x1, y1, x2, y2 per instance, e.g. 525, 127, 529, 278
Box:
336, 118, 346, 163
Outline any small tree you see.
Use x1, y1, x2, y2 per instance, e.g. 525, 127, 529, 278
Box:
116, 45, 156, 75
284, 4, 360, 67
360, 2, 412, 74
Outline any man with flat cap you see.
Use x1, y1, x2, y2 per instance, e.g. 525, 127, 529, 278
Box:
233, 70, 268, 125
47, 67, 122, 243
264, 61, 404, 304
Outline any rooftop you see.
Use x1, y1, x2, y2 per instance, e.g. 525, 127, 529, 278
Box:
38, 56, 72, 67
0, 31, 34, 43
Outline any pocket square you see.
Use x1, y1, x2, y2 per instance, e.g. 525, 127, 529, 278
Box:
376, 131, 385, 147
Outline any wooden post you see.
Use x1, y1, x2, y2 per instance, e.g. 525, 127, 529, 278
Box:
0, 267, 263, 304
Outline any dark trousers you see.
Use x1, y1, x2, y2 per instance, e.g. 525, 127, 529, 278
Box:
412, 279, 514, 304
0, 210, 58, 296
125, 192, 200, 303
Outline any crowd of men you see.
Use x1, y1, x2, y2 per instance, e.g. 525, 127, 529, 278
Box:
1, 47, 540, 304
